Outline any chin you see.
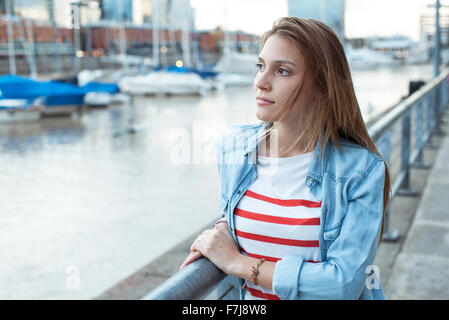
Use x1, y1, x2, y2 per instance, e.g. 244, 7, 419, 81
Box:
256, 108, 277, 122
255, 111, 269, 122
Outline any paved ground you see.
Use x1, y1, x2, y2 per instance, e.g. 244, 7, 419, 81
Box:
96, 109, 449, 300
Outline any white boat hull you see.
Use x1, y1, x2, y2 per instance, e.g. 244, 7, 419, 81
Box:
84, 92, 112, 107
118, 72, 211, 96
213, 73, 254, 89
110, 93, 131, 105
347, 48, 402, 70
0, 99, 43, 123
0, 109, 41, 123
41, 105, 78, 117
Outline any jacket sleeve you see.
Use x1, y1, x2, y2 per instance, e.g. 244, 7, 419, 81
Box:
272, 159, 386, 300
214, 133, 225, 219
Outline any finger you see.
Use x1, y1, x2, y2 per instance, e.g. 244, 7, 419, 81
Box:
214, 221, 229, 230
180, 253, 194, 270
190, 229, 213, 251
180, 251, 202, 270
190, 239, 198, 252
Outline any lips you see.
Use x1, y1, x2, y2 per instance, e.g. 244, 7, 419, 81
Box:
256, 97, 274, 105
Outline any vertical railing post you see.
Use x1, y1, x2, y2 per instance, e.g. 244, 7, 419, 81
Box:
397, 109, 418, 196
429, 90, 435, 131
433, 81, 445, 135
443, 77, 448, 111
414, 100, 431, 168
426, 90, 439, 149
438, 78, 448, 115
443, 76, 449, 109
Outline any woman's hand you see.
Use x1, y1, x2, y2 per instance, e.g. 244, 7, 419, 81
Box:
179, 220, 241, 274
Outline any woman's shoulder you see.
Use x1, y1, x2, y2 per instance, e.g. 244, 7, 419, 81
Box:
336, 138, 383, 160
325, 137, 385, 180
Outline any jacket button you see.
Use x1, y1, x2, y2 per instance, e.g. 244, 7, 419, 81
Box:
237, 190, 241, 194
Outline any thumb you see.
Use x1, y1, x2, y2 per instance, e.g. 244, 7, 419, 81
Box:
180, 251, 202, 270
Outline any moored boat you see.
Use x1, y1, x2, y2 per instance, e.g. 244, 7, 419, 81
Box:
118, 70, 211, 96
0, 99, 44, 124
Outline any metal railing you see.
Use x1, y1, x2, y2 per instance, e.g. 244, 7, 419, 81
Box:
142, 68, 449, 300
368, 67, 449, 240
141, 257, 239, 300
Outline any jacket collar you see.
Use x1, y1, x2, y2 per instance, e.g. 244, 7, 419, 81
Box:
243, 121, 272, 157
243, 122, 329, 183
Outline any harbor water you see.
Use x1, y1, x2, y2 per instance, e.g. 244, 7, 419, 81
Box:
0, 63, 434, 299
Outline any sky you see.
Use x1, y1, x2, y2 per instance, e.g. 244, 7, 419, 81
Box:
190, 0, 449, 40
190, 0, 288, 36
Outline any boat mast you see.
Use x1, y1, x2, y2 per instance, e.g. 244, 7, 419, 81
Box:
5, 0, 16, 75
117, 0, 128, 72
50, 7, 62, 75
71, 1, 81, 75
23, 18, 38, 78
180, 0, 191, 68
152, 0, 160, 68
222, 1, 231, 67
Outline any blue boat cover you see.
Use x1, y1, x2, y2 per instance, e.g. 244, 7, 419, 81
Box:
156, 65, 219, 79
0, 75, 119, 107
80, 82, 119, 94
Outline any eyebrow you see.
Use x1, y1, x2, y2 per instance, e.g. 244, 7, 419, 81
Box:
257, 57, 297, 67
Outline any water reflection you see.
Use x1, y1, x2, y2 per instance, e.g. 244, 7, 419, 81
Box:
0, 117, 84, 153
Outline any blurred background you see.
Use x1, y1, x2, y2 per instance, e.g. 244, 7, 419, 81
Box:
0, 0, 447, 299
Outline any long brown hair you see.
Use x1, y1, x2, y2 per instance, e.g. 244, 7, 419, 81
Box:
259, 17, 391, 243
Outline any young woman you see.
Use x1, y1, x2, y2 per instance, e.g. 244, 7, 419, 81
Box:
180, 17, 391, 300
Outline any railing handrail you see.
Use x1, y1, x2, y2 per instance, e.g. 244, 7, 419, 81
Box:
141, 257, 226, 300
142, 67, 449, 300
368, 67, 449, 140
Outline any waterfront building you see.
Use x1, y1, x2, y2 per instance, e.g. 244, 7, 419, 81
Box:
101, 0, 133, 22
0, 0, 76, 75
0, 0, 49, 22
0, 0, 258, 74
287, 0, 345, 41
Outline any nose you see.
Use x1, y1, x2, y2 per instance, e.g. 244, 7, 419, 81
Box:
254, 70, 272, 92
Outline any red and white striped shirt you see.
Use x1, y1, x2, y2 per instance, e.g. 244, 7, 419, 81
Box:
234, 152, 321, 300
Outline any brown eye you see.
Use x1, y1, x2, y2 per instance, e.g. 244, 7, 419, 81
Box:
278, 68, 290, 76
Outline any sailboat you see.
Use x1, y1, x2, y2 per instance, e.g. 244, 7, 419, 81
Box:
118, 0, 212, 96
118, 68, 211, 96
0, 98, 44, 124
213, 47, 257, 89
211, 8, 256, 89
345, 45, 402, 70
81, 81, 132, 107
76, 18, 131, 108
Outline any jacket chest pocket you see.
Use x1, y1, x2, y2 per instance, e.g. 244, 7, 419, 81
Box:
323, 225, 341, 250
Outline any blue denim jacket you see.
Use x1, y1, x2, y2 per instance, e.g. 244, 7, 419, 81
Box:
215, 122, 386, 300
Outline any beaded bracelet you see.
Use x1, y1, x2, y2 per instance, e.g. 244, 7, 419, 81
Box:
240, 258, 265, 291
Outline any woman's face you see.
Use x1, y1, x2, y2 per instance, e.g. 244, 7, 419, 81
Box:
253, 34, 312, 123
